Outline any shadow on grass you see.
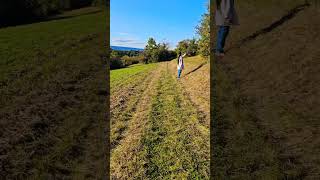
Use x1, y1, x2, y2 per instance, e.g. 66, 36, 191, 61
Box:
184, 62, 207, 77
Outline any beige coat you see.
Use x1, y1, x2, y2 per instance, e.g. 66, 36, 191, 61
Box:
215, 0, 239, 26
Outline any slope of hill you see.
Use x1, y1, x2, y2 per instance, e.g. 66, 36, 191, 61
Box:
0, 8, 107, 179
212, 0, 320, 179
110, 56, 210, 179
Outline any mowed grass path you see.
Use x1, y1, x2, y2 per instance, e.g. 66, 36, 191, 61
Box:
111, 56, 210, 179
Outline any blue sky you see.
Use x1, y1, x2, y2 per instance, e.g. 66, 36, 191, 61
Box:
111, 0, 208, 49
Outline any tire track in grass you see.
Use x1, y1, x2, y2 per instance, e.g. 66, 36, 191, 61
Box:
111, 64, 156, 111
168, 57, 209, 143
111, 61, 209, 179
167, 56, 210, 128
111, 64, 156, 95
111, 64, 158, 149
142, 68, 209, 179
111, 64, 164, 179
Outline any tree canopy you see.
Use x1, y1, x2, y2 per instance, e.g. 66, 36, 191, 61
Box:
144, 38, 177, 63
176, 39, 199, 57
196, 4, 210, 57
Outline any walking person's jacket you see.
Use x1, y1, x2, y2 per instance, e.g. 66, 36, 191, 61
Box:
177, 53, 186, 70
215, 0, 239, 26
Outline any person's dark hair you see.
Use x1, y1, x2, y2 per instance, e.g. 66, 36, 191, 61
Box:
179, 52, 182, 57
216, 0, 221, 8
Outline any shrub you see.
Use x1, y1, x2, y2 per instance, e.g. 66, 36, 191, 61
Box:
110, 58, 124, 70
120, 54, 147, 66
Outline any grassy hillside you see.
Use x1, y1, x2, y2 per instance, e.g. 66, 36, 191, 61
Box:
110, 56, 210, 179
0, 7, 107, 179
212, 0, 320, 179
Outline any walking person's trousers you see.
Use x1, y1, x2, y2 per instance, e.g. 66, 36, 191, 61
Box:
177, 69, 182, 79
216, 26, 230, 53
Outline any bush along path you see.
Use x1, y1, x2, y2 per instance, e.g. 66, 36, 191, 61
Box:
110, 56, 210, 179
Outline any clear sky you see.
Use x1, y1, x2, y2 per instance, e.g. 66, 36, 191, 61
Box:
111, 0, 208, 49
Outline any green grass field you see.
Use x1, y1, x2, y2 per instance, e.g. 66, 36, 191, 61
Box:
0, 7, 105, 82
0, 7, 108, 179
110, 56, 210, 179
111, 63, 157, 91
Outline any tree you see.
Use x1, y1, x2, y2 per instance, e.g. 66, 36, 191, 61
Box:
187, 39, 199, 56
0, 0, 97, 27
196, 4, 210, 57
158, 43, 170, 61
144, 38, 158, 63
176, 40, 189, 54
176, 39, 199, 56
144, 38, 177, 63
110, 50, 119, 58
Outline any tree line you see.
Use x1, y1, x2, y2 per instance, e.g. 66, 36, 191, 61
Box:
110, 2, 209, 70
110, 49, 145, 69
0, 0, 105, 27
110, 38, 177, 70
196, 4, 210, 57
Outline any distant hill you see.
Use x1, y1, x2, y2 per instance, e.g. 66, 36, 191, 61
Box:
111, 46, 144, 51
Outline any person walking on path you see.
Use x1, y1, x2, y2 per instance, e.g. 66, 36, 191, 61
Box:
177, 52, 186, 79
215, 0, 239, 57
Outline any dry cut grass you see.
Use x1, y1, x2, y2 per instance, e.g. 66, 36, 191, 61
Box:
110, 56, 210, 179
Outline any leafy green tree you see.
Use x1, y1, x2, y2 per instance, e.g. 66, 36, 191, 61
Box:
0, 0, 97, 27
158, 43, 170, 61
176, 40, 189, 54
176, 39, 199, 56
187, 39, 199, 56
144, 38, 176, 63
144, 38, 158, 63
196, 4, 210, 57
111, 50, 120, 58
